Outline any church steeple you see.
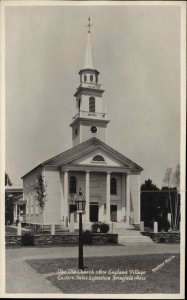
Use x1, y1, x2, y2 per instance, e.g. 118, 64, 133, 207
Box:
84, 17, 95, 69
70, 18, 110, 147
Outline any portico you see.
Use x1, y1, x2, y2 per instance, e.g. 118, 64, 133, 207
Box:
60, 161, 139, 227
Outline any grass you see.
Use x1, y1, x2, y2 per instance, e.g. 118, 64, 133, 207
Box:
26, 253, 180, 294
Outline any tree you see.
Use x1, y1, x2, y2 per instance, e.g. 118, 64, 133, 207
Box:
141, 179, 171, 231
163, 164, 180, 230
5, 196, 14, 224
35, 174, 47, 210
172, 164, 180, 229
5, 172, 12, 186
141, 179, 160, 227
5, 172, 14, 224
163, 168, 173, 227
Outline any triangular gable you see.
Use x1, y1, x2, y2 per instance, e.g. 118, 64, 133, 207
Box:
22, 138, 143, 178
71, 147, 126, 167
42, 137, 143, 171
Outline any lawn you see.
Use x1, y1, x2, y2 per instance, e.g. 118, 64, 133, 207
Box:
26, 253, 180, 294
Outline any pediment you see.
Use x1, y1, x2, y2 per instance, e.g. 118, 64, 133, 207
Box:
23, 138, 143, 179
71, 148, 125, 167
38, 137, 143, 172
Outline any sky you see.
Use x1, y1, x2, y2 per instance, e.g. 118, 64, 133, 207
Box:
5, 3, 181, 188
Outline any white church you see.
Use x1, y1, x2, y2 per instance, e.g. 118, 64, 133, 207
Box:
22, 20, 143, 229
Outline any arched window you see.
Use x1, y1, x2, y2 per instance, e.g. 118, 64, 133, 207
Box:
89, 97, 95, 112
69, 176, 76, 194
110, 178, 117, 195
93, 155, 105, 162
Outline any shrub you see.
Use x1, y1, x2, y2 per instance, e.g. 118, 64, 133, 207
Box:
100, 223, 109, 233
91, 222, 109, 233
21, 232, 34, 246
83, 230, 92, 245
91, 222, 100, 233
158, 219, 170, 232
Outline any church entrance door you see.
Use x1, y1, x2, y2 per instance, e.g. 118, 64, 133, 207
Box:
110, 205, 117, 222
69, 204, 77, 223
90, 203, 98, 222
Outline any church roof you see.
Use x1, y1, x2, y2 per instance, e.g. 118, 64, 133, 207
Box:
21, 137, 143, 179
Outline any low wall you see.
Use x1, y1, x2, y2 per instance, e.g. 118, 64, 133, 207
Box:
6, 233, 118, 247
6, 235, 22, 246
92, 233, 118, 245
142, 231, 180, 243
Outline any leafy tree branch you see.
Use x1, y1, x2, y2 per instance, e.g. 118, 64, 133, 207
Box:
35, 174, 47, 210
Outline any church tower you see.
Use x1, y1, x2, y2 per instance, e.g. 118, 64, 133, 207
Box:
70, 18, 110, 147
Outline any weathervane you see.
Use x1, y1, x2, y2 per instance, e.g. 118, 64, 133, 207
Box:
86, 17, 92, 33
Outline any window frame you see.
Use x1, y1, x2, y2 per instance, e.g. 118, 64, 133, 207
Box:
110, 177, 117, 195
69, 176, 77, 194
93, 155, 105, 162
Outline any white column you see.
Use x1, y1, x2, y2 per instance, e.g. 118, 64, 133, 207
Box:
51, 224, 55, 235
140, 221, 144, 232
99, 205, 104, 222
63, 170, 69, 226
106, 172, 111, 222
154, 221, 158, 233
13, 205, 16, 222
85, 171, 90, 222
15, 204, 18, 221
17, 222, 21, 235
137, 173, 141, 224
69, 213, 75, 233
126, 174, 130, 226
121, 174, 126, 222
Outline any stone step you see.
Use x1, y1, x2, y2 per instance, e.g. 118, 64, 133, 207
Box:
113, 223, 131, 229
114, 228, 143, 236
118, 235, 153, 244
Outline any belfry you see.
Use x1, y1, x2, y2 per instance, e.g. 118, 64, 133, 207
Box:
22, 18, 143, 229
70, 18, 109, 146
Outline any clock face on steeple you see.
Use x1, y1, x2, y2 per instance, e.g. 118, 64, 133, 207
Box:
90, 126, 97, 134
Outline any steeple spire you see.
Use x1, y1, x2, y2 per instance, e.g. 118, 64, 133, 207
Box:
84, 17, 95, 69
